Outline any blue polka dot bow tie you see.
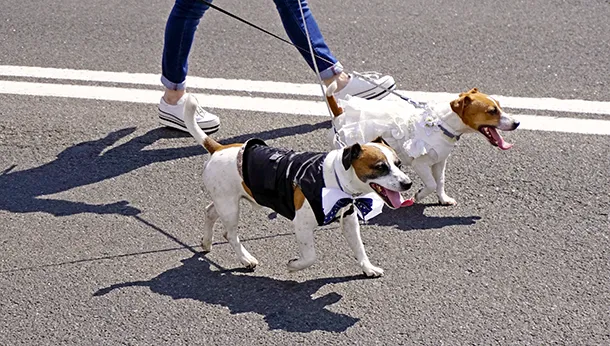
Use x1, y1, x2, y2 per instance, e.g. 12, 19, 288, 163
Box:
322, 188, 384, 224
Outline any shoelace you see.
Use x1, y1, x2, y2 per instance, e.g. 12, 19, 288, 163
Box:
355, 71, 384, 80
195, 106, 215, 120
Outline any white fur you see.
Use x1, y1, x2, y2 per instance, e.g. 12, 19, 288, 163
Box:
182, 95, 410, 276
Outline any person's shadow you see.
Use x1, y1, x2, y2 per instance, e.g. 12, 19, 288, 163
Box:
94, 253, 364, 333
0, 122, 330, 217
1, 120, 481, 230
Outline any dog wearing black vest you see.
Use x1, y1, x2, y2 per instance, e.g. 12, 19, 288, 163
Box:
183, 95, 411, 276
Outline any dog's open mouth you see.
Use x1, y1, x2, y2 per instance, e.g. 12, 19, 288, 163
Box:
479, 126, 513, 150
370, 183, 403, 209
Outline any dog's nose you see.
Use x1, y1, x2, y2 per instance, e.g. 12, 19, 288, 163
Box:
401, 181, 412, 191
512, 120, 520, 130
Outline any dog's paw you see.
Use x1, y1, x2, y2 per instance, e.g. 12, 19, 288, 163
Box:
362, 264, 384, 277
240, 254, 259, 269
287, 258, 300, 272
439, 195, 457, 206
287, 258, 315, 272
201, 239, 213, 253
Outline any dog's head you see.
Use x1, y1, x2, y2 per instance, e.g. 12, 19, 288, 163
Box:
450, 88, 520, 150
339, 137, 412, 209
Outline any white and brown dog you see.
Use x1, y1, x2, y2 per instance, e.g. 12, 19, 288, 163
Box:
329, 87, 520, 206
182, 95, 412, 276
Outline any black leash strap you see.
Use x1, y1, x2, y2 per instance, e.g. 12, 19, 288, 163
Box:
195, 0, 426, 109
196, 0, 334, 65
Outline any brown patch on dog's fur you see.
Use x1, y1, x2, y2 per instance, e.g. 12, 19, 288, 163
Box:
293, 185, 306, 210
450, 88, 503, 131
327, 95, 344, 117
203, 137, 242, 155
351, 144, 388, 181
241, 181, 254, 199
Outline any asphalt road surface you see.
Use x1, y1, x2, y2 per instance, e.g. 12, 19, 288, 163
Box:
1, 0, 609, 345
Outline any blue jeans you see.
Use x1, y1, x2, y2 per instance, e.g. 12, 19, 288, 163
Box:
161, 0, 343, 90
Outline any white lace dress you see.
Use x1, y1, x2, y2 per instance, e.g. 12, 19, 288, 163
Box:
331, 96, 457, 162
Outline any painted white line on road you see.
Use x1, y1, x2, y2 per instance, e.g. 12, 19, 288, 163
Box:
0, 80, 327, 116
1, 65, 610, 116
1, 80, 610, 136
515, 115, 610, 135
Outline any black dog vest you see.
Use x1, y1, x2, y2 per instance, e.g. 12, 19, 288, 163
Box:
240, 139, 329, 225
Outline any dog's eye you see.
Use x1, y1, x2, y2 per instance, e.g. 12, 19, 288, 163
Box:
488, 107, 499, 115
375, 162, 389, 172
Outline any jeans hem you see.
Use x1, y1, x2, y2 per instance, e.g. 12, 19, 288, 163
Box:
319, 62, 343, 80
161, 75, 187, 90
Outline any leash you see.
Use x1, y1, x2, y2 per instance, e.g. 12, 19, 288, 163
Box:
296, 0, 335, 119
295, 0, 359, 225
195, 0, 426, 110
195, 0, 419, 218
196, 0, 334, 66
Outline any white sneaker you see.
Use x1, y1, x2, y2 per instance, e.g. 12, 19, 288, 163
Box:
158, 94, 220, 134
334, 71, 396, 100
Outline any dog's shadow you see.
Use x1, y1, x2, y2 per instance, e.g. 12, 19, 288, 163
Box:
94, 253, 364, 333
371, 203, 481, 230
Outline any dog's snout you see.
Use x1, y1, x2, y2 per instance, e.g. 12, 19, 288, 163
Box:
401, 181, 412, 191
512, 120, 520, 130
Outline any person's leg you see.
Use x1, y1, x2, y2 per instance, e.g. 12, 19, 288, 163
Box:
159, 0, 219, 133
273, 0, 396, 100
161, 0, 210, 104
273, 0, 345, 84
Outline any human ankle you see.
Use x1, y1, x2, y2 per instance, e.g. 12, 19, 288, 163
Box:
323, 73, 351, 92
163, 89, 186, 105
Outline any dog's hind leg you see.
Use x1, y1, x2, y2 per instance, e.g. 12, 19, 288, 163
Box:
341, 211, 384, 277
201, 202, 219, 252
216, 198, 259, 269
287, 205, 319, 272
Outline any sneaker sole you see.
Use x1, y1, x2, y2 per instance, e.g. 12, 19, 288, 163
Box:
158, 108, 220, 135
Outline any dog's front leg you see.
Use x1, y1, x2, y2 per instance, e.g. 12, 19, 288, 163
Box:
287, 207, 319, 272
411, 158, 437, 202
432, 158, 457, 206
341, 211, 383, 277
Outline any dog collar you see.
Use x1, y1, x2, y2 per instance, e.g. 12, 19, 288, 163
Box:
438, 123, 461, 142
332, 159, 362, 197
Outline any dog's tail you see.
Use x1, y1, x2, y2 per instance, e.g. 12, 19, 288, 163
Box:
324, 81, 343, 117
184, 94, 221, 154
325, 80, 338, 97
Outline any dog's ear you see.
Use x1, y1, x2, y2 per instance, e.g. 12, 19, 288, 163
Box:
450, 94, 473, 118
371, 136, 390, 147
342, 143, 362, 170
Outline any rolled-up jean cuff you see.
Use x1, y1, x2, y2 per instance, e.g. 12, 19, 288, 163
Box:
319, 62, 343, 80
161, 75, 187, 91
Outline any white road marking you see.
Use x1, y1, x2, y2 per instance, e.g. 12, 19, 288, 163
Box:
2, 80, 610, 136
2, 65, 610, 115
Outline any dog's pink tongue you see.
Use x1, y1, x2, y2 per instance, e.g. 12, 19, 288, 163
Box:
385, 189, 403, 209
489, 127, 513, 150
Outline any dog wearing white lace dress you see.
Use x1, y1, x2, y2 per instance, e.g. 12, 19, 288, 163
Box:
329, 87, 520, 205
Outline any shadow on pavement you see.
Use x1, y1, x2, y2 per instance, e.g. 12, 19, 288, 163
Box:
371, 203, 481, 231
94, 253, 364, 333
0, 121, 330, 217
